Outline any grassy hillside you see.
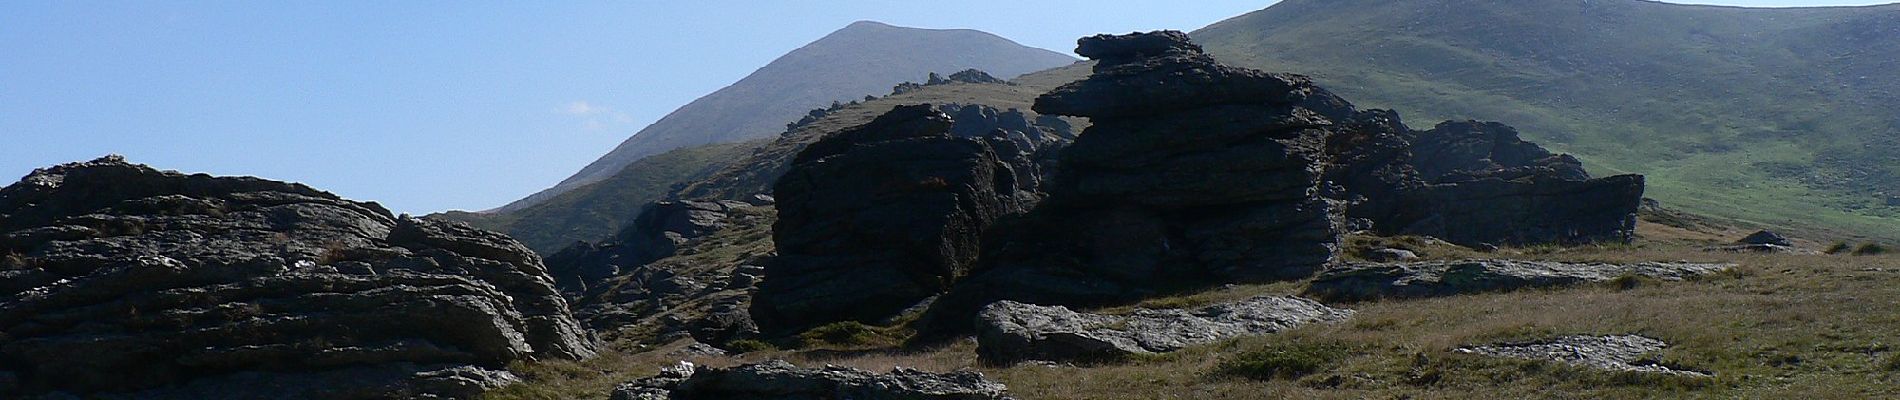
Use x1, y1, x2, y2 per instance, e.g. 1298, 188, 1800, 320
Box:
430, 141, 756, 254
497, 21, 1077, 213
1193, 0, 1900, 240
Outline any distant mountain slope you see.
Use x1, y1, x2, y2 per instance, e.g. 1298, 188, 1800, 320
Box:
1193, 0, 1900, 239
432, 141, 755, 253
496, 21, 1077, 213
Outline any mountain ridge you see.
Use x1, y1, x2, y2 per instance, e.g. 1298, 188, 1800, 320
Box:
488, 20, 1076, 213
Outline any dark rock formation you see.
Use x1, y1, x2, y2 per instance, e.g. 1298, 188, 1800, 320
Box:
1456, 335, 1710, 376
0, 156, 593, 399
921, 31, 1350, 331
753, 104, 1061, 334
975, 297, 1352, 365
1305, 260, 1733, 301
611, 360, 1013, 400
1374, 121, 1642, 246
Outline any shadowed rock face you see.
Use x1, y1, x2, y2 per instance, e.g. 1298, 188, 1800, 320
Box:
0, 156, 593, 399
752, 104, 1067, 334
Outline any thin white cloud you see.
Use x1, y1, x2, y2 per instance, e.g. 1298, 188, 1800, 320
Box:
562, 101, 601, 116
559, 100, 633, 131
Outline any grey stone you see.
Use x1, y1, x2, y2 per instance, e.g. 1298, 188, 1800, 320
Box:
1456, 335, 1710, 376
975, 296, 1353, 364
1367, 248, 1419, 262
1306, 260, 1732, 301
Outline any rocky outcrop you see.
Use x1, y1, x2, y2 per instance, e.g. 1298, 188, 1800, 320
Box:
1456, 335, 1709, 376
1305, 260, 1733, 301
922, 31, 1351, 332
975, 297, 1352, 365
611, 360, 1013, 400
545, 200, 755, 296
894, 69, 1014, 95
0, 156, 593, 399
549, 200, 775, 345
752, 104, 1064, 334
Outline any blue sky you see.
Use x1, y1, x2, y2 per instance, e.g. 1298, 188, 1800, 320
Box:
0, 1, 1891, 213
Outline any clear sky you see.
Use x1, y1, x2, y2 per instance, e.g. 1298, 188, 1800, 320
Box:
1, 0, 1891, 214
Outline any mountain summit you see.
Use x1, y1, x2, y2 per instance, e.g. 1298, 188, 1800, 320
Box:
494, 21, 1076, 213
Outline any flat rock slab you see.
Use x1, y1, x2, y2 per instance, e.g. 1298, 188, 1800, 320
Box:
975, 296, 1353, 364
611, 360, 1012, 400
1305, 260, 1733, 301
1456, 335, 1710, 376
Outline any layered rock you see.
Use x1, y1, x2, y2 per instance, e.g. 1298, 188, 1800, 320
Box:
1305, 260, 1733, 301
752, 104, 1063, 333
0, 156, 593, 399
975, 297, 1352, 365
611, 360, 1013, 400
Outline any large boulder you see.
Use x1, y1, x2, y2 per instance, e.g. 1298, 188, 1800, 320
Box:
752, 104, 1063, 333
611, 360, 1013, 400
0, 157, 593, 399
1305, 260, 1733, 301
975, 297, 1352, 365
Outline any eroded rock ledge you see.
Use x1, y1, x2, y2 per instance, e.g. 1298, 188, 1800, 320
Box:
0, 156, 593, 399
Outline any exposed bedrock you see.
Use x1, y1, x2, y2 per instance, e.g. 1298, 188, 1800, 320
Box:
0, 156, 593, 399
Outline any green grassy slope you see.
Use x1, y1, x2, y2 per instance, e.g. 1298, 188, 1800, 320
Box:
429, 141, 756, 254
1193, 0, 1900, 240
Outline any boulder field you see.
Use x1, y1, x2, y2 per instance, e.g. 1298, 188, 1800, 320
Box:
0, 156, 593, 399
